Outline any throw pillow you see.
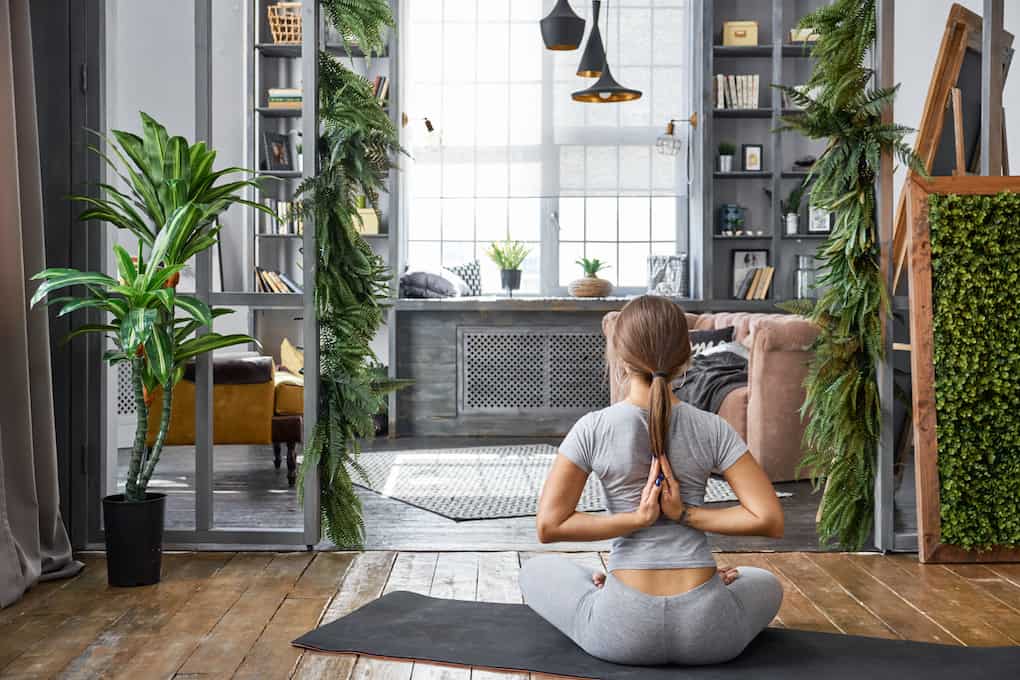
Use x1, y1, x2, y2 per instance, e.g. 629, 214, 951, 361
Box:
689, 326, 735, 355
447, 260, 482, 296
399, 270, 458, 298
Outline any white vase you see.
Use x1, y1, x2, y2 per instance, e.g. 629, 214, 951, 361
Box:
785, 213, 799, 236
719, 155, 733, 173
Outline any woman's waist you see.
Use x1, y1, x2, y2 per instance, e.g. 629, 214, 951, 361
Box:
609, 566, 718, 597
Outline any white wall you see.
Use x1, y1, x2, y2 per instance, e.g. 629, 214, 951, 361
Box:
894, 0, 1019, 200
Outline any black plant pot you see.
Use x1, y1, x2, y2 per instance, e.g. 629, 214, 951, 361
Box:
501, 269, 522, 297
102, 492, 166, 587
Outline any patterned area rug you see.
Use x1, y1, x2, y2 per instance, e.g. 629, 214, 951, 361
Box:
355, 445, 791, 521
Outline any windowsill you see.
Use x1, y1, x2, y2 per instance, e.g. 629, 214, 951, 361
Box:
392, 296, 785, 313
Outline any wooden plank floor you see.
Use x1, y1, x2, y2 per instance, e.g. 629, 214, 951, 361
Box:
3, 551, 1019, 678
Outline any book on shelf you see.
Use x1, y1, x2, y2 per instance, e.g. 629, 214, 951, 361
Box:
715, 74, 760, 109
267, 87, 302, 109
255, 267, 302, 294
737, 266, 775, 300
369, 75, 389, 103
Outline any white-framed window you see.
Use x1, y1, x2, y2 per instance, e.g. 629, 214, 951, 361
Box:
401, 0, 691, 295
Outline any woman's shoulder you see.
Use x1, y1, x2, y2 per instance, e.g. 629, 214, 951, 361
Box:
673, 401, 728, 434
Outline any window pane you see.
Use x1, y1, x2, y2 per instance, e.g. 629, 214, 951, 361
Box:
619, 242, 652, 287
619, 197, 651, 241
651, 196, 677, 241
442, 198, 474, 240
407, 241, 441, 269
475, 198, 509, 241
586, 197, 617, 241
560, 241, 584, 286
508, 197, 542, 242
413, 198, 442, 240
558, 197, 584, 241
585, 242, 618, 286
442, 241, 475, 269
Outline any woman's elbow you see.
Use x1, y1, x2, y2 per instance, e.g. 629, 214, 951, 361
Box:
535, 515, 557, 543
762, 510, 785, 539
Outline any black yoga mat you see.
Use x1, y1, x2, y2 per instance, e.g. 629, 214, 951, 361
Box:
293, 591, 1020, 680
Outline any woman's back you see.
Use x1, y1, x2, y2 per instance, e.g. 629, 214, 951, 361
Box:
560, 400, 747, 572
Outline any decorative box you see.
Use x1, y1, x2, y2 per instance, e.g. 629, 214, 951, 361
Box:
722, 20, 758, 46
356, 208, 380, 235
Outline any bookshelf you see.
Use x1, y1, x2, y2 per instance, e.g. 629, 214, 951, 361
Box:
698, 0, 832, 306
247, 0, 399, 362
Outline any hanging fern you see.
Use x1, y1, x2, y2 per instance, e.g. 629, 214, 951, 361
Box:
322, 0, 394, 57
775, 0, 923, 549
296, 2, 408, 548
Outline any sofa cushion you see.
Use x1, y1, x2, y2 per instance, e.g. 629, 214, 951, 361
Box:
182, 355, 274, 385
274, 370, 304, 416
689, 326, 734, 355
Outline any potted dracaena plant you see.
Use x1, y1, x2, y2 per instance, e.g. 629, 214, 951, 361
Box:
31, 112, 270, 586
718, 141, 736, 173
485, 238, 531, 297
569, 257, 613, 298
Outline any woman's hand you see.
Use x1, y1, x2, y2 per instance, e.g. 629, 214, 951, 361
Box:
657, 454, 686, 521
592, 572, 606, 588
632, 457, 663, 528
718, 566, 739, 585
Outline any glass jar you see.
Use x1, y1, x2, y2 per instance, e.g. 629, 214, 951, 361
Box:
795, 255, 817, 299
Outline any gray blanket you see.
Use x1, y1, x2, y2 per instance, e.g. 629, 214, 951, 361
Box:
674, 351, 748, 414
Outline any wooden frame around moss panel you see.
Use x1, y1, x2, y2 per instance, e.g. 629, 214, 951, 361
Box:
893, 4, 1014, 290
906, 174, 1020, 563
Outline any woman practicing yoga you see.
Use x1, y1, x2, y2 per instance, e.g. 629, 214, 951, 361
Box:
519, 295, 785, 666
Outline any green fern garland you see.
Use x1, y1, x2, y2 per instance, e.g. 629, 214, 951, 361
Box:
296, 2, 407, 548
776, 0, 923, 549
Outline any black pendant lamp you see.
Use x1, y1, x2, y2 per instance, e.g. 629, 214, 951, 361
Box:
572, 1, 642, 102
576, 0, 605, 77
540, 0, 586, 51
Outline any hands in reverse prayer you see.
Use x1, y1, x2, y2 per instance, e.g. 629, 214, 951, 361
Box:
636, 455, 687, 527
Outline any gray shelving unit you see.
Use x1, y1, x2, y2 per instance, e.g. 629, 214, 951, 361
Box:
698, 0, 831, 307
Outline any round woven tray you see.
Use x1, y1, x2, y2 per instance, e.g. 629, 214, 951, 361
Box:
568, 276, 613, 297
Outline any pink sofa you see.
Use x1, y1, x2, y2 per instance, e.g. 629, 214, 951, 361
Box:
602, 311, 819, 482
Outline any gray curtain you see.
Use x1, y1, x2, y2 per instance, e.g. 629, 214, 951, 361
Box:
0, 0, 82, 608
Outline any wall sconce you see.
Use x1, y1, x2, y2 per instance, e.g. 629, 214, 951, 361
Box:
402, 113, 442, 149
655, 114, 698, 156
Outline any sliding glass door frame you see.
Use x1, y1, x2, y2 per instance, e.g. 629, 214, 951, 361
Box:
83, 0, 320, 549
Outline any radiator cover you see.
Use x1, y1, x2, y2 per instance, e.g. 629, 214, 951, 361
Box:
458, 327, 609, 413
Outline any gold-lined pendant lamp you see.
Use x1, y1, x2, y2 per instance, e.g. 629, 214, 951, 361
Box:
576, 0, 605, 77
540, 0, 586, 51
572, 0, 641, 103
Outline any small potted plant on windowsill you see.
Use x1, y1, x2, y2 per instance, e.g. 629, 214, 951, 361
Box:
569, 257, 613, 298
485, 238, 531, 297
718, 141, 736, 173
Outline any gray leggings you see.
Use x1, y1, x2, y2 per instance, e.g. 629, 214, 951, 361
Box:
519, 555, 783, 666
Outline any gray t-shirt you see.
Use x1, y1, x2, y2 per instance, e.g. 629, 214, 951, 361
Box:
559, 401, 748, 571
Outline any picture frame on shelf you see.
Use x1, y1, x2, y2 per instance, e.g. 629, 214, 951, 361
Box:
732, 249, 768, 298
742, 144, 763, 172
262, 131, 293, 171
808, 205, 834, 233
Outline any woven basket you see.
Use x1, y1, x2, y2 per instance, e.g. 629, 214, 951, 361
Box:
268, 2, 302, 44
568, 276, 613, 298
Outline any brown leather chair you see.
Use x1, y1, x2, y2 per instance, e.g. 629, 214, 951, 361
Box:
146, 355, 304, 485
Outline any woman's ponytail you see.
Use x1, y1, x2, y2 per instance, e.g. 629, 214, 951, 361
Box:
611, 296, 692, 462
648, 371, 673, 460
